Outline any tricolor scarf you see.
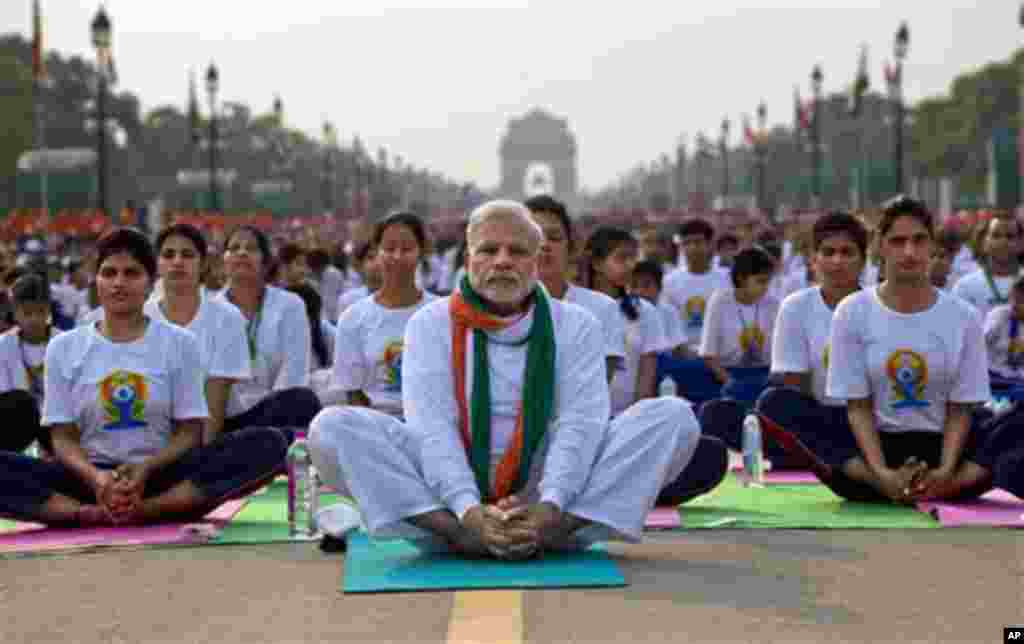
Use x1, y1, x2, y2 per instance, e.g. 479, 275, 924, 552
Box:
449, 276, 555, 501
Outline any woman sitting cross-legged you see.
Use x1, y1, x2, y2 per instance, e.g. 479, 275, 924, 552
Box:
699, 212, 867, 469
984, 275, 1024, 396
758, 198, 1024, 503
0, 229, 288, 526
214, 225, 322, 440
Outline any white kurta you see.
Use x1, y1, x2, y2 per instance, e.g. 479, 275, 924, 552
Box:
309, 294, 700, 545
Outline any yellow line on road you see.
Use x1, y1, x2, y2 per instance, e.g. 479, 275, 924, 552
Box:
446, 590, 524, 644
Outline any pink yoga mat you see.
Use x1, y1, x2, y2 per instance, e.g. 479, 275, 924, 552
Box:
916, 489, 1024, 527
645, 507, 682, 529
729, 468, 820, 485
0, 498, 248, 555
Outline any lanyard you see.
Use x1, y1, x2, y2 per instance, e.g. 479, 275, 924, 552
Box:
244, 289, 266, 363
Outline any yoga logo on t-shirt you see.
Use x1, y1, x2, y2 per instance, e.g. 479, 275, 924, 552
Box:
380, 340, 404, 392
822, 343, 830, 370
682, 296, 705, 331
885, 350, 929, 410
1008, 338, 1024, 367
738, 325, 765, 365
99, 370, 149, 431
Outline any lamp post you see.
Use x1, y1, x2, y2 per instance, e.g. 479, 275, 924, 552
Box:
893, 22, 910, 194
90, 7, 111, 222
205, 63, 220, 213
756, 101, 767, 213
720, 117, 731, 203
811, 64, 823, 208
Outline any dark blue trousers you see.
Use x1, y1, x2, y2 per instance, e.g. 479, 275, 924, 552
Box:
224, 387, 322, 444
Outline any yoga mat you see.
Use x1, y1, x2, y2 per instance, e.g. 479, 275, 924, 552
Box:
342, 532, 626, 593
680, 474, 940, 529
0, 498, 249, 556
212, 479, 341, 544
917, 489, 1024, 527
645, 507, 682, 530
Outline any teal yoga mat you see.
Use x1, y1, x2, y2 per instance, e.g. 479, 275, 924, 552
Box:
342, 532, 626, 593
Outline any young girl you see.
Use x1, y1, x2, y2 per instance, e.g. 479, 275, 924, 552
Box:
952, 216, 1023, 320
584, 227, 729, 504
331, 212, 436, 417
984, 275, 1024, 391
148, 224, 251, 444
767, 198, 1024, 503
0, 273, 57, 453
699, 246, 780, 385
630, 259, 685, 354
214, 226, 321, 440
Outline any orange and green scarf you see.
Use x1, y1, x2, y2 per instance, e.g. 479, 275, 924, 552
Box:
450, 276, 555, 501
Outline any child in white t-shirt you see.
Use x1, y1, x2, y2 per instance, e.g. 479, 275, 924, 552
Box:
662, 220, 730, 356
952, 216, 1023, 320
984, 275, 1024, 388
0, 273, 58, 454
630, 259, 684, 353
331, 212, 435, 416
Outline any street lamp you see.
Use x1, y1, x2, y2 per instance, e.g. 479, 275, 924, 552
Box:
720, 117, 731, 202
205, 62, 220, 213
90, 6, 112, 221
810, 64, 823, 208
893, 21, 910, 194
756, 101, 767, 213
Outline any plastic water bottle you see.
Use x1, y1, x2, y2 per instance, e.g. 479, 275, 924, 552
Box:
287, 434, 321, 539
741, 415, 765, 487
658, 376, 678, 398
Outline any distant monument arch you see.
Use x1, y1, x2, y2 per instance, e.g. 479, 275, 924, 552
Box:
499, 108, 578, 207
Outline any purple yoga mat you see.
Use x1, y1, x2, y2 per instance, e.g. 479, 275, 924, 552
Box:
916, 489, 1024, 527
0, 498, 248, 554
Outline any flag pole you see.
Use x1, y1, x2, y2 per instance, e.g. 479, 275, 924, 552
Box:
32, 0, 50, 229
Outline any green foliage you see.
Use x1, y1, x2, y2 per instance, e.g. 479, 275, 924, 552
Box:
0, 53, 32, 185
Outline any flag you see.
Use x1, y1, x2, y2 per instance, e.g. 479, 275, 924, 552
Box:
743, 114, 755, 146
31, 0, 45, 82
848, 44, 870, 117
187, 71, 201, 145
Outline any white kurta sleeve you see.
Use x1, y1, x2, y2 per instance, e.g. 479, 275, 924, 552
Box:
825, 297, 869, 400
403, 306, 481, 519
275, 297, 312, 390
538, 314, 611, 511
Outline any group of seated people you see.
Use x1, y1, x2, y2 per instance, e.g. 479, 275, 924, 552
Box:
0, 195, 1021, 563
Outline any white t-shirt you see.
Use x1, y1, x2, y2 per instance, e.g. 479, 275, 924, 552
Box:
332, 291, 436, 416
952, 269, 1017, 321
563, 285, 627, 361
654, 297, 685, 351
212, 286, 312, 417
0, 328, 55, 404
50, 283, 85, 322
699, 289, 779, 367
610, 298, 666, 417
771, 287, 844, 406
950, 246, 979, 284
336, 286, 370, 322
826, 287, 988, 434
780, 270, 811, 301
317, 265, 346, 323
662, 268, 731, 350
143, 296, 250, 383
984, 304, 1024, 379
41, 319, 209, 464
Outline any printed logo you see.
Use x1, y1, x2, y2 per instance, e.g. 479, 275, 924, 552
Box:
682, 296, 706, 331
738, 325, 766, 365
885, 350, 929, 410
98, 370, 149, 431
822, 343, 831, 370
1008, 338, 1024, 369
379, 340, 404, 392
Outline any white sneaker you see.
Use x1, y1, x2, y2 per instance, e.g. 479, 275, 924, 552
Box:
316, 502, 362, 538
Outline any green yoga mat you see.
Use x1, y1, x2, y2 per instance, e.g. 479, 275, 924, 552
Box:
212, 480, 342, 544
679, 474, 940, 529
342, 532, 626, 593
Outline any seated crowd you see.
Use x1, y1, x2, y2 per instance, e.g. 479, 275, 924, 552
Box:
0, 195, 1020, 561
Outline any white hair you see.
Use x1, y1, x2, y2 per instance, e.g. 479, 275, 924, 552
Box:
465, 200, 544, 251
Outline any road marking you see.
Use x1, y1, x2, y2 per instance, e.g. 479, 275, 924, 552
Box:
446, 590, 523, 644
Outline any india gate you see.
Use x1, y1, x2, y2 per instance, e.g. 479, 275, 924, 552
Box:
498, 108, 578, 208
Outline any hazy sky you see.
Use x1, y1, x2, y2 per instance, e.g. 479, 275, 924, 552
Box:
4, 1, 1022, 191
